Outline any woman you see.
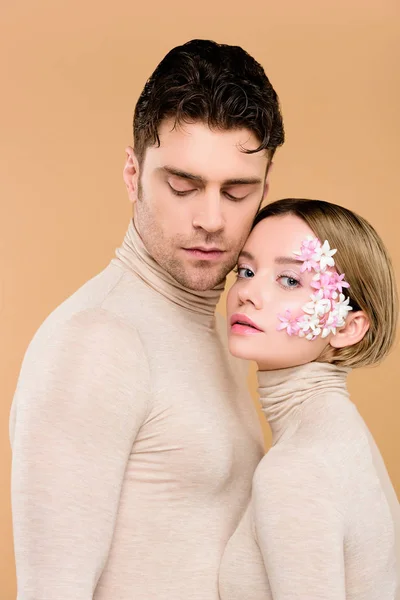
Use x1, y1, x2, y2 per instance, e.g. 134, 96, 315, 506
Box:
219, 198, 399, 600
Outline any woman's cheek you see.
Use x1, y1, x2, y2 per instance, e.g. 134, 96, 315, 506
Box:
276, 295, 306, 320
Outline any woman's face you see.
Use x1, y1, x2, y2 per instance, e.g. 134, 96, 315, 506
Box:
227, 214, 334, 370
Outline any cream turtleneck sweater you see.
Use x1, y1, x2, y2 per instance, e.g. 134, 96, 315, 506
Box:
9, 220, 264, 600
219, 362, 399, 600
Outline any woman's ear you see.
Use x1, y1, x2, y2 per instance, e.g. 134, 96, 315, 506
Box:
123, 147, 140, 205
330, 311, 370, 349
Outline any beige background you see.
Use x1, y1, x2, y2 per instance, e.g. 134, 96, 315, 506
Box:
1, 1, 399, 597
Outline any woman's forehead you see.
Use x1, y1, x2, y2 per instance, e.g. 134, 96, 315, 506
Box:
245, 215, 316, 259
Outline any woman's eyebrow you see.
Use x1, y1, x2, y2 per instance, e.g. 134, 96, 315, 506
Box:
238, 250, 255, 261
275, 256, 302, 265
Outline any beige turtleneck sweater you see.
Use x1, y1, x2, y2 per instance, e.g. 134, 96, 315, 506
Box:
9, 220, 264, 600
219, 362, 399, 600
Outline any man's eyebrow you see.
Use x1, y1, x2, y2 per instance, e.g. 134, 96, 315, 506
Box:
159, 166, 206, 184
159, 166, 262, 186
223, 177, 263, 186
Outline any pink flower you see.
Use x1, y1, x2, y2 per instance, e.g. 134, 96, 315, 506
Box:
300, 259, 320, 273
277, 310, 301, 336
329, 272, 350, 294
293, 237, 321, 264
311, 272, 337, 298
311, 271, 351, 299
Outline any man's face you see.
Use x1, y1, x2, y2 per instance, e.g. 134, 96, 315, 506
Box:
124, 119, 270, 291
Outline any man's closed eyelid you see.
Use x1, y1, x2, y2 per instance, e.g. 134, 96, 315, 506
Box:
168, 182, 195, 194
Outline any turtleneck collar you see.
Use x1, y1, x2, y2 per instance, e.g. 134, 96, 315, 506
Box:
257, 361, 351, 444
113, 219, 224, 318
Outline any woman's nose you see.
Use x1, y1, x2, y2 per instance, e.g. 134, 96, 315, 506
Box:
236, 279, 263, 310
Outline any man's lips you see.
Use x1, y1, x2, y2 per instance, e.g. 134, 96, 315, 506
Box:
230, 313, 264, 334
183, 247, 225, 260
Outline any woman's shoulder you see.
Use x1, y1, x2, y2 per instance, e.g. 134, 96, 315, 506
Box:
253, 444, 332, 490
293, 392, 372, 461
251, 447, 345, 521
252, 405, 375, 511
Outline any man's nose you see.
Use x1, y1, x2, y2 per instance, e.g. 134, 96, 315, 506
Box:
192, 193, 224, 234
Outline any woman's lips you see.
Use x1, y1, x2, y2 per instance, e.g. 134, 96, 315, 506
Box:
230, 313, 264, 335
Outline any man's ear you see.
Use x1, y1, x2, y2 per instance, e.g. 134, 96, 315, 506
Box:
123, 146, 140, 205
330, 311, 370, 349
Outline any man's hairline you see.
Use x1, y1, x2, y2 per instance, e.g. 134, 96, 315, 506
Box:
134, 118, 275, 166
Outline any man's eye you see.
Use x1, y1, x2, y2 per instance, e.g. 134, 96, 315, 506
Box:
235, 266, 254, 278
224, 192, 247, 202
168, 183, 195, 196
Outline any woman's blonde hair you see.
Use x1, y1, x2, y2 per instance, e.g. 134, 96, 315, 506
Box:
253, 199, 398, 368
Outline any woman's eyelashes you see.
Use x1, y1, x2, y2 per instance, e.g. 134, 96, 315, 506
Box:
234, 265, 255, 278
277, 272, 302, 290
234, 266, 302, 289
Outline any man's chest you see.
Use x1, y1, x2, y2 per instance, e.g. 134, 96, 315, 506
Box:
125, 331, 263, 492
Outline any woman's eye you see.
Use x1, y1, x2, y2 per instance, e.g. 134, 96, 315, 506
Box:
279, 275, 300, 289
235, 266, 254, 279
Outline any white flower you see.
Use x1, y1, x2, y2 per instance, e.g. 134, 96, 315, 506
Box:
303, 290, 331, 317
298, 314, 321, 340
297, 315, 312, 332
321, 324, 337, 338
313, 240, 337, 271
335, 294, 353, 320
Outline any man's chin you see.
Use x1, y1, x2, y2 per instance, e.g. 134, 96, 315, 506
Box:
172, 266, 229, 292
178, 274, 226, 292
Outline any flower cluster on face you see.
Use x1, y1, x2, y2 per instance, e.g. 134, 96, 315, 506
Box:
277, 237, 353, 341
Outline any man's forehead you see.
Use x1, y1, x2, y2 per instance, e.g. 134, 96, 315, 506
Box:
157, 117, 260, 144
155, 119, 267, 156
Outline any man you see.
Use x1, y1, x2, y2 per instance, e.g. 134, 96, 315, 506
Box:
10, 39, 284, 599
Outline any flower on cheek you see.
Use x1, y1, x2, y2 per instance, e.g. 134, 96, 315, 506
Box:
313, 240, 337, 271
334, 294, 352, 322
294, 237, 321, 272
311, 271, 343, 299
277, 310, 301, 336
277, 236, 352, 342
302, 290, 331, 317
297, 314, 321, 340
329, 272, 350, 294
300, 258, 320, 273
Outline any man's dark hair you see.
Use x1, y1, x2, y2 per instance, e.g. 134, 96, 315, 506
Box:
133, 39, 284, 164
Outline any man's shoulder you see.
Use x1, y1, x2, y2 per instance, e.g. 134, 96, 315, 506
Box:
30, 261, 142, 346
26, 304, 148, 376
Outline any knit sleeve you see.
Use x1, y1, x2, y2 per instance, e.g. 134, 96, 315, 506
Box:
252, 451, 346, 600
10, 308, 150, 599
